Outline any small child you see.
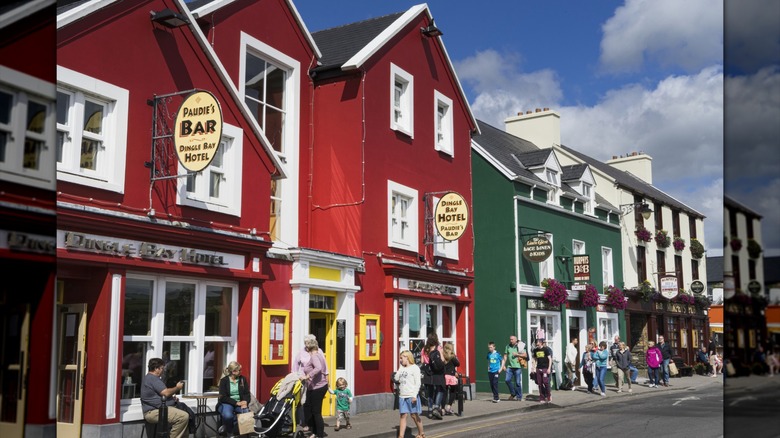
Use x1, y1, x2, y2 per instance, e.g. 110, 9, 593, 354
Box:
486, 342, 502, 403
328, 377, 354, 431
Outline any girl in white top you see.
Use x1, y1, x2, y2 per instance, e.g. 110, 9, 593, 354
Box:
394, 350, 425, 438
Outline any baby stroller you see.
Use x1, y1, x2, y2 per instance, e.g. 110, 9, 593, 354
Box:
254, 374, 305, 438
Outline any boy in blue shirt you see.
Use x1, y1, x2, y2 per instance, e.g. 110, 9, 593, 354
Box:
487, 342, 502, 403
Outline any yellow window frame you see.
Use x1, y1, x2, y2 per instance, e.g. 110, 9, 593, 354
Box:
261, 309, 290, 365
359, 314, 380, 361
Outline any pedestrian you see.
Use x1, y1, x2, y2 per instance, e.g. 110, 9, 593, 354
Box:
298, 334, 328, 438
614, 342, 633, 393
421, 337, 445, 419
580, 342, 595, 393
646, 340, 663, 387
500, 335, 527, 401
217, 361, 250, 436
609, 335, 621, 382
766, 347, 780, 377
394, 350, 425, 438
711, 353, 723, 377
565, 338, 579, 390
657, 335, 673, 387
532, 338, 553, 403
328, 377, 353, 431
591, 341, 609, 396
486, 342, 502, 403
140, 358, 191, 438
441, 343, 460, 415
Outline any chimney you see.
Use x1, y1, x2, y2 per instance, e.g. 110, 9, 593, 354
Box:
606, 151, 654, 184
504, 108, 560, 149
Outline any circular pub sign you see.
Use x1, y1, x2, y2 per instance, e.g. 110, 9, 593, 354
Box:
522, 235, 552, 262
748, 280, 762, 294
690, 280, 705, 295
434, 192, 469, 241
174, 90, 223, 172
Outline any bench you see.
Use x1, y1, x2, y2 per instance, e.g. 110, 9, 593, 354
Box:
672, 358, 693, 377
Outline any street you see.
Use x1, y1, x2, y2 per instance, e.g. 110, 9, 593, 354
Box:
724, 375, 780, 438
412, 383, 723, 438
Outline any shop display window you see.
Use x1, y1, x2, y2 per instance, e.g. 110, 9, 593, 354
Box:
359, 314, 380, 361
261, 309, 289, 365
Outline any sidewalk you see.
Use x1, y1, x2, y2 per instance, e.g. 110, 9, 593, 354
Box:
317, 374, 722, 438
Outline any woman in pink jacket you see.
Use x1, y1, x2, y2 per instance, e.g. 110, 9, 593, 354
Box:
299, 334, 328, 438
645, 340, 663, 388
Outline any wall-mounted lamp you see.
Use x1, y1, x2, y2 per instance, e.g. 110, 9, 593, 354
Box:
434, 258, 444, 268
620, 202, 653, 220
150, 8, 190, 28
418, 253, 426, 263
421, 19, 443, 38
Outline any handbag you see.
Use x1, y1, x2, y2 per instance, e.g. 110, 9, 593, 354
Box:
237, 411, 255, 435
248, 393, 262, 414
669, 361, 679, 376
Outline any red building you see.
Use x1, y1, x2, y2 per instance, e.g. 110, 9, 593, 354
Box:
0, 1, 57, 437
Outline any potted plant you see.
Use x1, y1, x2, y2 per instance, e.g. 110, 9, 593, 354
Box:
605, 285, 626, 310
747, 239, 762, 259
654, 230, 671, 248
672, 236, 685, 251
635, 226, 652, 243
730, 236, 742, 252
579, 284, 600, 307
690, 238, 705, 259
627, 280, 656, 302
542, 278, 568, 307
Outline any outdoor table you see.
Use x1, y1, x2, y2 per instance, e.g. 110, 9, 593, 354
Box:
181, 392, 220, 436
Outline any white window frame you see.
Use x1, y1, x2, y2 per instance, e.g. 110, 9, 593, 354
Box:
176, 123, 242, 216
433, 90, 453, 156
596, 311, 619, 348
56, 65, 128, 193
545, 169, 559, 204
120, 273, 238, 416
601, 246, 614, 288
572, 239, 585, 255
396, 299, 457, 361
239, 32, 300, 249
387, 180, 418, 253
390, 63, 414, 138
0, 66, 56, 189
581, 182, 593, 214
432, 195, 459, 260
540, 233, 554, 280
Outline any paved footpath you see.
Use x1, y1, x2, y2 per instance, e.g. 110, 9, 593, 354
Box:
314, 374, 723, 438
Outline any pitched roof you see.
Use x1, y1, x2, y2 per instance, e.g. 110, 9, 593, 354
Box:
595, 193, 619, 212
311, 12, 404, 72
561, 164, 587, 181
472, 119, 544, 184
706, 256, 723, 283
724, 195, 763, 219
559, 144, 705, 219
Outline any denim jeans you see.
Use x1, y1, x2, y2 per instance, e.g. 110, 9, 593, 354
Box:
488, 372, 500, 400
593, 366, 607, 393
505, 367, 523, 398
425, 384, 443, 411
629, 364, 639, 382
218, 403, 249, 434
648, 367, 661, 385
662, 359, 671, 383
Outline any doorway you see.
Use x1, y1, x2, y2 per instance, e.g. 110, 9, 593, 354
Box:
309, 292, 336, 417
567, 311, 586, 387
0, 303, 30, 438
56, 303, 87, 438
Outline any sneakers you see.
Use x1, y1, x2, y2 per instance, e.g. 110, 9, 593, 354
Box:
508, 395, 516, 401
649, 383, 655, 388
617, 389, 622, 393
492, 399, 500, 403
571, 386, 577, 391
600, 392, 606, 397
431, 408, 443, 419
628, 388, 633, 393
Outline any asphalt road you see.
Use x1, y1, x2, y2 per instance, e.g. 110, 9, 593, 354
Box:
724, 376, 780, 438
416, 383, 724, 438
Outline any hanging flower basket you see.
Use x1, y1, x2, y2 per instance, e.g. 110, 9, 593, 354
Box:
542, 278, 568, 307
690, 238, 705, 259
655, 230, 671, 248
730, 237, 742, 252
579, 284, 600, 307
626, 280, 656, 302
635, 226, 652, 243
673, 291, 695, 305
605, 285, 626, 310
747, 239, 762, 259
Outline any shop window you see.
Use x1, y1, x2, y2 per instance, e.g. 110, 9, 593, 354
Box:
539, 233, 554, 280
57, 66, 128, 193
666, 317, 679, 353
359, 314, 380, 361
261, 309, 290, 365
390, 63, 414, 137
121, 275, 237, 400
597, 312, 618, 347
397, 300, 456, 364
433, 90, 452, 155
388, 180, 418, 252
178, 123, 242, 216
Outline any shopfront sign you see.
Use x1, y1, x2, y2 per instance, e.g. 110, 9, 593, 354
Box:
690, 280, 705, 294
748, 280, 762, 294
660, 276, 679, 299
2, 230, 56, 255
398, 278, 461, 296
174, 90, 223, 172
434, 192, 469, 241
573, 255, 590, 283
57, 230, 243, 268
522, 235, 552, 262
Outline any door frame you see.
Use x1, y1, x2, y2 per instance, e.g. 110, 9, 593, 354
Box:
0, 303, 30, 438
526, 310, 561, 393
56, 302, 87, 438
308, 291, 337, 417
567, 310, 587, 388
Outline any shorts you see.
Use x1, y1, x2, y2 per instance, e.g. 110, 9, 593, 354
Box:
337, 410, 350, 423
398, 397, 422, 415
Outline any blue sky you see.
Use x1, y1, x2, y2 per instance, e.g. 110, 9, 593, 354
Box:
296, 0, 726, 256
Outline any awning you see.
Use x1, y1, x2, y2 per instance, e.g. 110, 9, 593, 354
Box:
710, 325, 723, 333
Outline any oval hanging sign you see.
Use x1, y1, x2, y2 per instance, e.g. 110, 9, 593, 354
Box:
748, 280, 762, 294
174, 90, 223, 172
434, 192, 469, 241
522, 235, 552, 262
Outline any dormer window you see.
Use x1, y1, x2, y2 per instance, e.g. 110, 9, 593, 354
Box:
581, 182, 593, 214
546, 169, 558, 186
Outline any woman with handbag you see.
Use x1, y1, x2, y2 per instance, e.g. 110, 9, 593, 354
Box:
441, 343, 460, 415
217, 361, 251, 436
580, 342, 595, 393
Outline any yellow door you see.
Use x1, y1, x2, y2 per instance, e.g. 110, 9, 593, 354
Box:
0, 303, 30, 438
309, 312, 336, 417
56, 303, 87, 438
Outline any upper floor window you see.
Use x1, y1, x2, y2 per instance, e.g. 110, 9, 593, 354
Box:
746, 216, 754, 239
581, 183, 593, 214
545, 170, 559, 203
57, 66, 128, 193
244, 53, 286, 154
601, 247, 613, 288
637, 245, 647, 283
390, 64, 413, 137
689, 216, 697, 239
540, 233, 554, 280
672, 210, 681, 237
572, 239, 585, 255
654, 203, 663, 231
388, 180, 418, 252
177, 123, 242, 216
433, 91, 453, 155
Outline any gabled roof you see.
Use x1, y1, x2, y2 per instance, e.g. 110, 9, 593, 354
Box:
724, 195, 763, 219
559, 144, 705, 219
515, 150, 551, 169
472, 119, 545, 184
561, 164, 588, 181
186, 0, 322, 59
57, 0, 116, 28
310, 3, 477, 133
1, 0, 54, 28
595, 193, 619, 213
706, 256, 723, 283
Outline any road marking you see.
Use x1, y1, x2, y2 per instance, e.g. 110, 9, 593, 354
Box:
728, 395, 757, 406
672, 396, 700, 406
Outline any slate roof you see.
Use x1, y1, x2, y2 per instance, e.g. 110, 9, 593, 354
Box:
706, 256, 723, 283
562, 164, 587, 181
185, 0, 213, 11
725, 195, 763, 219
311, 12, 404, 72
472, 119, 544, 184
559, 144, 705, 219
595, 193, 619, 212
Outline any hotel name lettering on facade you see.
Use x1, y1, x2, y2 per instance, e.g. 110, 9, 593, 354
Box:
403, 279, 460, 296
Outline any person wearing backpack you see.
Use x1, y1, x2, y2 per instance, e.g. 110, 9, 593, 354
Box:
441, 343, 460, 415
614, 342, 633, 393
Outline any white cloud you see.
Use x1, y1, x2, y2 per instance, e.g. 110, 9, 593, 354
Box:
599, 0, 723, 74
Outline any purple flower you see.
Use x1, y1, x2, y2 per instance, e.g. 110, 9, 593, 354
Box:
673, 236, 685, 251
606, 286, 627, 310
635, 226, 652, 243
579, 284, 600, 307
543, 279, 568, 307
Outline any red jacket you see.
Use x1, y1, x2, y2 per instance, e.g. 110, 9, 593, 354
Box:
646, 346, 663, 368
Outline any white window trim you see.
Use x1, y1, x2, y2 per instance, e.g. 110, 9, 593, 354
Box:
540, 233, 554, 280
56, 65, 128, 193
433, 90, 453, 156
0, 66, 56, 189
387, 180, 418, 253
238, 32, 300, 249
433, 195, 459, 260
396, 299, 457, 359
176, 123, 243, 216
601, 246, 614, 288
572, 239, 585, 255
389, 63, 414, 138
596, 311, 619, 347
